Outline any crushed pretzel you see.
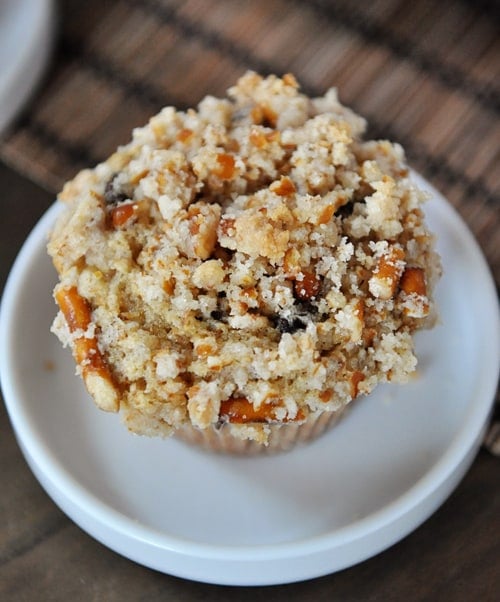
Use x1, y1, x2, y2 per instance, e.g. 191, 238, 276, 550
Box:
219, 397, 305, 424
369, 246, 406, 300
109, 202, 139, 228
55, 287, 118, 412
399, 267, 430, 317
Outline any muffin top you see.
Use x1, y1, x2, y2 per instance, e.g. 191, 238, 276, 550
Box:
48, 71, 440, 444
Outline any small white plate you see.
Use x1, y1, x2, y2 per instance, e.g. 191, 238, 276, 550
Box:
1, 174, 498, 586
0, 0, 55, 135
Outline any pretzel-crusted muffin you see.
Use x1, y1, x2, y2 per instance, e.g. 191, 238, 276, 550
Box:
48, 72, 441, 453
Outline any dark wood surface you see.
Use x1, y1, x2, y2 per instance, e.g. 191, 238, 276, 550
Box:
0, 166, 499, 600
1, 0, 499, 598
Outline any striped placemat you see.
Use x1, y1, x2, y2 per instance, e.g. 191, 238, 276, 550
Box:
1, 0, 498, 449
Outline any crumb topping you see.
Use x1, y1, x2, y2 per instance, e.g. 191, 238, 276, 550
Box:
48, 71, 441, 443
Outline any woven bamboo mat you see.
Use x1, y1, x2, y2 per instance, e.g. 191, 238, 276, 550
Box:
1, 0, 499, 437
2, 0, 499, 278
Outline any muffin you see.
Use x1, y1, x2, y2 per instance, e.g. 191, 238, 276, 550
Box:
48, 72, 441, 453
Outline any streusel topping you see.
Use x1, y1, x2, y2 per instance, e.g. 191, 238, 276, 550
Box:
48, 72, 440, 443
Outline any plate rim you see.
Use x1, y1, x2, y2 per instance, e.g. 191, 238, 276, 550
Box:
1, 173, 499, 581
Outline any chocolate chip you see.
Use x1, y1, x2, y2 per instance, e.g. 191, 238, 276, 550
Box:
210, 310, 224, 321
336, 201, 354, 218
104, 174, 128, 205
271, 315, 306, 334
294, 299, 318, 315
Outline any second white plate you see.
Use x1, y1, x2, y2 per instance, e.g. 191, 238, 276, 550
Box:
0, 0, 55, 135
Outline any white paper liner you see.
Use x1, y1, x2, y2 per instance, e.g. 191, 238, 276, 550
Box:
175, 407, 348, 455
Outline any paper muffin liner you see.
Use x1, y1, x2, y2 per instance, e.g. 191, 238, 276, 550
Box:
174, 406, 349, 455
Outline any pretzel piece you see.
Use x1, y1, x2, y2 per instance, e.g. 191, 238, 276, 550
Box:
55, 286, 119, 412
219, 397, 305, 424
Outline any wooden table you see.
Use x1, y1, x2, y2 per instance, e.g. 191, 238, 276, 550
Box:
1, 0, 499, 598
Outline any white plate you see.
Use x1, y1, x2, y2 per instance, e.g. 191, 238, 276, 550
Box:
0, 0, 55, 135
1, 174, 499, 586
